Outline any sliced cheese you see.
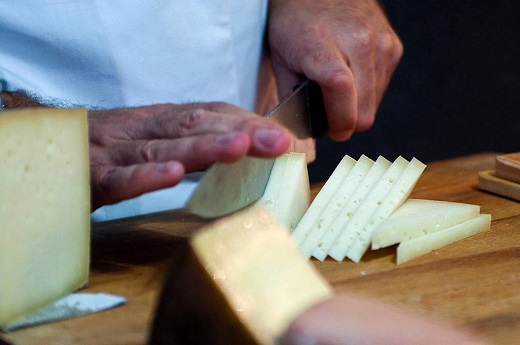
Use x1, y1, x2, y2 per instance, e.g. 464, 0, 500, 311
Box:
0, 108, 90, 327
397, 214, 491, 264
371, 199, 481, 250
291, 155, 356, 246
187, 156, 275, 218
328, 156, 410, 261
150, 207, 332, 345
345, 158, 426, 262
254, 152, 310, 232
310, 156, 390, 261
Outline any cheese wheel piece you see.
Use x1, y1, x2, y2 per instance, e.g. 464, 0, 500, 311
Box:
149, 207, 332, 345
254, 152, 310, 232
0, 108, 90, 326
397, 214, 491, 264
371, 199, 481, 249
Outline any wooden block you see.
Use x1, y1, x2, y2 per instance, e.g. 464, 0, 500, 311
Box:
495, 152, 520, 184
478, 170, 520, 202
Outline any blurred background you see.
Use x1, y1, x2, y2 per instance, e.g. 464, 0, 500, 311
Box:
309, 0, 520, 183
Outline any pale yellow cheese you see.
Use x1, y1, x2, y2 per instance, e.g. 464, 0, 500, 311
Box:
345, 158, 427, 262
0, 108, 90, 326
290, 155, 356, 246
310, 156, 390, 261
397, 214, 491, 264
371, 199, 481, 250
150, 207, 333, 344
254, 152, 310, 232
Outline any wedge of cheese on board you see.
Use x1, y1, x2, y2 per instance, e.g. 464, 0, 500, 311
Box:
0, 108, 90, 326
397, 214, 491, 264
253, 152, 310, 232
149, 207, 332, 345
371, 199, 481, 250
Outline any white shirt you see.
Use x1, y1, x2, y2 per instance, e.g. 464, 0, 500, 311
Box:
0, 0, 273, 221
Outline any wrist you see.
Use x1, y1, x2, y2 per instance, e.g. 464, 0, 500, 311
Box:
1, 91, 44, 109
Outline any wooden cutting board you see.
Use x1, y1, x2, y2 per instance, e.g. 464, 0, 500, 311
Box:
2, 152, 520, 345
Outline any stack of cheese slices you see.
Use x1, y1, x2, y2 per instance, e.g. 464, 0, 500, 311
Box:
264, 154, 491, 264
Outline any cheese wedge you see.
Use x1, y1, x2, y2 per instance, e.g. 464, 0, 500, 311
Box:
299, 155, 375, 260
254, 153, 310, 232
345, 158, 426, 262
291, 155, 356, 246
0, 108, 90, 326
150, 207, 332, 345
397, 214, 491, 264
187, 156, 275, 218
371, 199, 481, 250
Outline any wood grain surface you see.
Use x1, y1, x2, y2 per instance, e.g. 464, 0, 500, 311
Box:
2, 152, 520, 345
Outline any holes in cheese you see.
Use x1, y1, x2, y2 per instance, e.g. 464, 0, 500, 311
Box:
253, 152, 310, 232
150, 207, 332, 345
0, 108, 90, 327
371, 199, 481, 250
396, 214, 491, 264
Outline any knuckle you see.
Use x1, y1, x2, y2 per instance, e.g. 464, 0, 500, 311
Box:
139, 140, 159, 162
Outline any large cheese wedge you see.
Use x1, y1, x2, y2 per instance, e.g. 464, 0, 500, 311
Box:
149, 207, 332, 345
290, 155, 356, 246
397, 214, 491, 264
298, 155, 376, 259
253, 152, 310, 232
345, 158, 426, 262
310, 156, 390, 261
371, 199, 481, 250
0, 108, 90, 326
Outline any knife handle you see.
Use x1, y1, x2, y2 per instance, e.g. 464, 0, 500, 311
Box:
296, 80, 328, 138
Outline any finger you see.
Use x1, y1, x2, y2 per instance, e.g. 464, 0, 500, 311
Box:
129, 103, 273, 140
109, 129, 290, 172
374, 32, 404, 106
91, 161, 185, 210
299, 43, 358, 142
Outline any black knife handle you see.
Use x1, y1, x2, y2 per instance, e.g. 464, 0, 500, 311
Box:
294, 80, 329, 138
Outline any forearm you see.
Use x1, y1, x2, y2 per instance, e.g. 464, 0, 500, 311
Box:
1, 91, 45, 109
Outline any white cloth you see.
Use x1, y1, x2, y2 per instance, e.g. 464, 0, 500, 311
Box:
0, 0, 271, 221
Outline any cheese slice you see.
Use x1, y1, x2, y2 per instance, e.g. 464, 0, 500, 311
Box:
0, 108, 90, 326
310, 156, 390, 261
328, 156, 410, 261
291, 155, 356, 246
397, 214, 491, 264
371, 199, 481, 250
150, 207, 332, 345
254, 152, 310, 232
345, 158, 426, 262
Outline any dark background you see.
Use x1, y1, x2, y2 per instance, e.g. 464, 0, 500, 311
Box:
309, 0, 520, 183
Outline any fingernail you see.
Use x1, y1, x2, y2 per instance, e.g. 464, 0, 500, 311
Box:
216, 132, 237, 145
254, 128, 284, 149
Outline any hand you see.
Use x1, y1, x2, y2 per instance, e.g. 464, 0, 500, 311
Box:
88, 103, 291, 210
280, 294, 488, 345
268, 0, 403, 141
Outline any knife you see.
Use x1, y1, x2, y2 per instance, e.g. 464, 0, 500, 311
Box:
186, 79, 327, 218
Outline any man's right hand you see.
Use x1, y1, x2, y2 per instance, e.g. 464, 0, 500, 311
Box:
88, 102, 291, 210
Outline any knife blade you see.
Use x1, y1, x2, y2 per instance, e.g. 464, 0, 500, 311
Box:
186, 80, 327, 218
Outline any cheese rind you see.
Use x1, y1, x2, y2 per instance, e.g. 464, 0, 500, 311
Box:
0, 108, 90, 326
151, 207, 332, 345
397, 214, 491, 264
371, 199, 481, 249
